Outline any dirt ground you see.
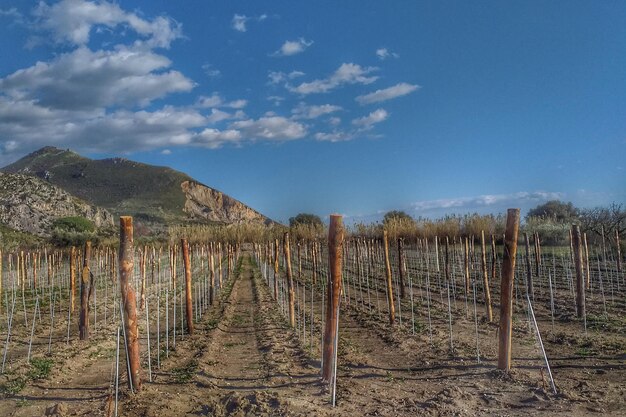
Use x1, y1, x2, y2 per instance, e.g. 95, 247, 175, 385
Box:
0, 250, 624, 416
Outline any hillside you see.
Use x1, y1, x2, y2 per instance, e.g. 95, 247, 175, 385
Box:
2, 146, 273, 227
0, 172, 113, 236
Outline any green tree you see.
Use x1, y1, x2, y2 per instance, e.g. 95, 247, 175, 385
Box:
289, 213, 324, 228
526, 200, 579, 222
383, 210, 416, 226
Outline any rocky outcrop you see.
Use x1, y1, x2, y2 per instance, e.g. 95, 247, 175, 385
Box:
0, 172, 113, 236
181, 181, 271, 225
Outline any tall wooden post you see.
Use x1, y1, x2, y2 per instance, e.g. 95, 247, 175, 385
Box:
524, 233, 533, 300
497, 208, 520, 371
480, 231, 493, 322
383, 230, 395, 325
79, 241, 92, 340
209, 245, 215, 305
140, 248, 147, 310
119, 217, 141, 391
533, 232, 541, 277
273, 239, 279, 300
70, 247, 77, 312
397, 238, 406, 299
464, 237, 470, 294
572, 225, 586, 319
616, 229, 622, 273
322, 215, 344, 382
0, 250, 3, 313
583, 233, 591, 289
490, 235, 497, 284
284, 233, 296, 328
181, 238, 194, 335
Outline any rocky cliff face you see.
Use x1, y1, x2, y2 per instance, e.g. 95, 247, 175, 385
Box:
0, 172, 114, 236
181, 181, 271, 225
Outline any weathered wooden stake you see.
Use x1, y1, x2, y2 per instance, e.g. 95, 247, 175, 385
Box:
524, 233, 533, 300
273, 239, 279, 300
572, 224, 586, 319
70, 247, 77, 313
119, 216, 142, 391
79, 241, 92, 340
322, 214, 344, 382
383, 230, 395, 325
284, 233, 296, 328
464, 237, 470, 294
583, 233, 591, 290
616, 229, 622, 273
181, 239, 194, 335
397, 238, 406, 299
497, 208, 520, 371
480, 231, 493, 322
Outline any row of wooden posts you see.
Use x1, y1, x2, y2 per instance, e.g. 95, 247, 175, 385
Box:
262, 209, 598, 378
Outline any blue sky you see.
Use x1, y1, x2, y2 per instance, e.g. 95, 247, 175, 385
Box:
0, 1, 624, 224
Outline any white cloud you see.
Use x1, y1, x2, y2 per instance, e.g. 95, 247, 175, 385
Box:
376, 48, 399, 60
410, 191, 565, 211
273, 38, 313, 56
196, 128, 243, 149
328, 117, 341, 126
196, 93, 247, 109
268, 70, 304, 85
231, 14, 268, 32
267, 96, 285, 106
33, 0, 182, 48
231, 116, 307, 141
201, 63, 221, 78
291, 102, 341, 119
314, 131, 354, 142
356, 82, 420, 105
0, 46, 195, 111
0, 97, 208, 157
206, 108, 245, 124
161, 149, 172, 155
231, 14, 248, 32
288, 63, 378, 95
352, 109, 388, 128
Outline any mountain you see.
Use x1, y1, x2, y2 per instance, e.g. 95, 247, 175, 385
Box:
0, 172, 113, 236
2, 146, 273, 228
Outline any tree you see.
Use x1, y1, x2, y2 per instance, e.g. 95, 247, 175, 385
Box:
526, 200, 579, 222
289, 213, 323, 228
383, 211, 416, 226
580, 203, 626, 241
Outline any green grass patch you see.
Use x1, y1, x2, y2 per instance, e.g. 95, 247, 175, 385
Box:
27, 358, 54, 380
171, 360, 198, 383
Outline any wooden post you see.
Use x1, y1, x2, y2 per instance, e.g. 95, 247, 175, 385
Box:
464, 237, 470, 294
480, 231, 493, 322
284, 233, 296, 328
181, 238, 194, 335
572, 225, 586, 319
383, 230, 395, 325
397, 238, 406, 299
209, 244, 215, 305
533, 232, 541, 277
616, 229, 622, 273
119, 216, 141, 391
140, 247, 147, 310
583, 233, 591, 289
79, 241, 92, 340
322, 214, 344, 382
524, 233, 533, 300
0, 250, 3, 313
497, 208, 520, 371
490, 234, 497, 285
273, 239, 279, 300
